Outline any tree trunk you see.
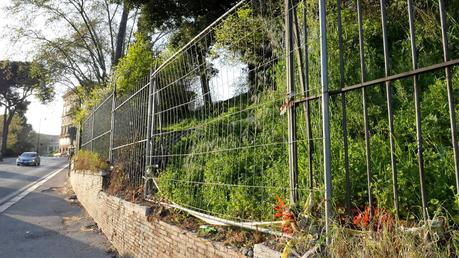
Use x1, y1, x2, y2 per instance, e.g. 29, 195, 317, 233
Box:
197, 51, 212, 106
113, 2, 130, 65
0, 108, 5, 159
1, 108, 14, 155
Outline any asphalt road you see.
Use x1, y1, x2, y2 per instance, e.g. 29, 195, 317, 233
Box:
0, 157, 115, 258
0, 157, 68, 203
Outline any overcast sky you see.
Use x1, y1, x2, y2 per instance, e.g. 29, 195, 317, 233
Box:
0, 1, 63, 136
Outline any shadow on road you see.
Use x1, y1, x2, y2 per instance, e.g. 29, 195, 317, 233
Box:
0, 171, 40, 182
0, 212, 113, 258
0, 171, 115, 258
4, 187, 78, 218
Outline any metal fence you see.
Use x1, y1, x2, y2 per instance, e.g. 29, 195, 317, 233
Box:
79, 0, 459, 237
80, 93, 113, 161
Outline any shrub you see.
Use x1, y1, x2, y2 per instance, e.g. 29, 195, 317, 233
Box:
73, 150, 108, 172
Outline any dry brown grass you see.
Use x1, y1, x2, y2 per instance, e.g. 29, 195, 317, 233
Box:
327, 224, 453, 258
106, 165, 128, 195
106, 164, 145, 204
73, 150, 108, 172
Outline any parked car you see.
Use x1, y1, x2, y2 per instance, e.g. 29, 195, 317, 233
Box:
16, 152, 41, 166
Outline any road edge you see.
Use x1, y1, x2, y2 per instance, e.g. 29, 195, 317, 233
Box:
0, 165, 68, 214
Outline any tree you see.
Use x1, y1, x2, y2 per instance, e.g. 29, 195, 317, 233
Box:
0, 113, 35, 155
0, 60, 53, 156
115, 33, 154, 94
7, 0, 139, 95
127, 0, 238, 33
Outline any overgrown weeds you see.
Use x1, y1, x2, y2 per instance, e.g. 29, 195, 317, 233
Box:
146, 201, 269, 249
326, 223, 455, 258
73, 150, 108, 172
106, 164, 144, 203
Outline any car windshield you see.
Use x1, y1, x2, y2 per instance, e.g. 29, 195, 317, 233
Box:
21, 153, 37, 158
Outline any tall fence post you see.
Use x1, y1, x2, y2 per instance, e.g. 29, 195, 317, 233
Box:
302, 3, 315, 208
285, 0, 298, 205
145, 69, 154, 175
337, 0, 352, 219
439, 0, 459, 205
357, 0, 373, 219
319, 0, 332, 243
144, 68, 158, 198
90, 113, 95, 152
380, 0, 399, 220
109, 84, 117, 163
77, 122, 82, 150
407, 0, 427, 222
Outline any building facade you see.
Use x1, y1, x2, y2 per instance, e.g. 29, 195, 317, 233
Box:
59, 91, 79, 155
35, 133, 60, 155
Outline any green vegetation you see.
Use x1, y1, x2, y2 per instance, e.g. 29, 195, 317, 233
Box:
74, 85, 113, 124
63, 0, 459, 254
0, 60, 53, 156
65, 0, 459, 229
73, 150, 109, 172
0, 114, 36, 156
115, 33, 155, 95
153, 0, 459, 224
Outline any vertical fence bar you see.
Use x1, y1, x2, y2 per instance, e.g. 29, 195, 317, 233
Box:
407, 0, 428, 221
145, 69, 154, 170
109, 85, 117, 163
380, 0, 399, 219
293, 1, 314, 207
285, 0, 299, 204
90, 113, 95, 152
293, 8, 306, 105
319, 0, 332, 243
77, 123, 82, 150
357, 0, 373, 217
337, 0, 351, 218
302, 1, 315, 207
145, 69, 157, 197
439, 0, 459, 201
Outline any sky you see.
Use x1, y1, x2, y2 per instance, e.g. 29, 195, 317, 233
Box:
0, 1, 63, 136
0, 1, 244, 136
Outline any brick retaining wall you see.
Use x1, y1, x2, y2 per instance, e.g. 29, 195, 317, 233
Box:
70, 171, 247, 258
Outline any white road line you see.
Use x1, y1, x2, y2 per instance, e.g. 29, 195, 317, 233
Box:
0, 165, 65, 205
0, 180, 39, 206
0, 165, 68, 214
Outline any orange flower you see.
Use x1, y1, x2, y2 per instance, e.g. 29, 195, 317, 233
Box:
274, 194, 286, 217
353, 207, 394, 231
273, 195, 297, 234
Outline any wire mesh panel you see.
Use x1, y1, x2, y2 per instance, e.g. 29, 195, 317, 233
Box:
93, 95, 113, 160
80, 114, 94, 151
149, 0, 308, 223
80, 94, 113, 161
112, 76, 150, 187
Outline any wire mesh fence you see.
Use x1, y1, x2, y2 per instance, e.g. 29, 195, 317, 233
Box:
78, 0, 459, 236
148, 0, 302, 224
80, 93, 113, 161
112, 75, 150, 187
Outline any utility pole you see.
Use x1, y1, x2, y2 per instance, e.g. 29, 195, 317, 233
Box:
36, 118, 46, 154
